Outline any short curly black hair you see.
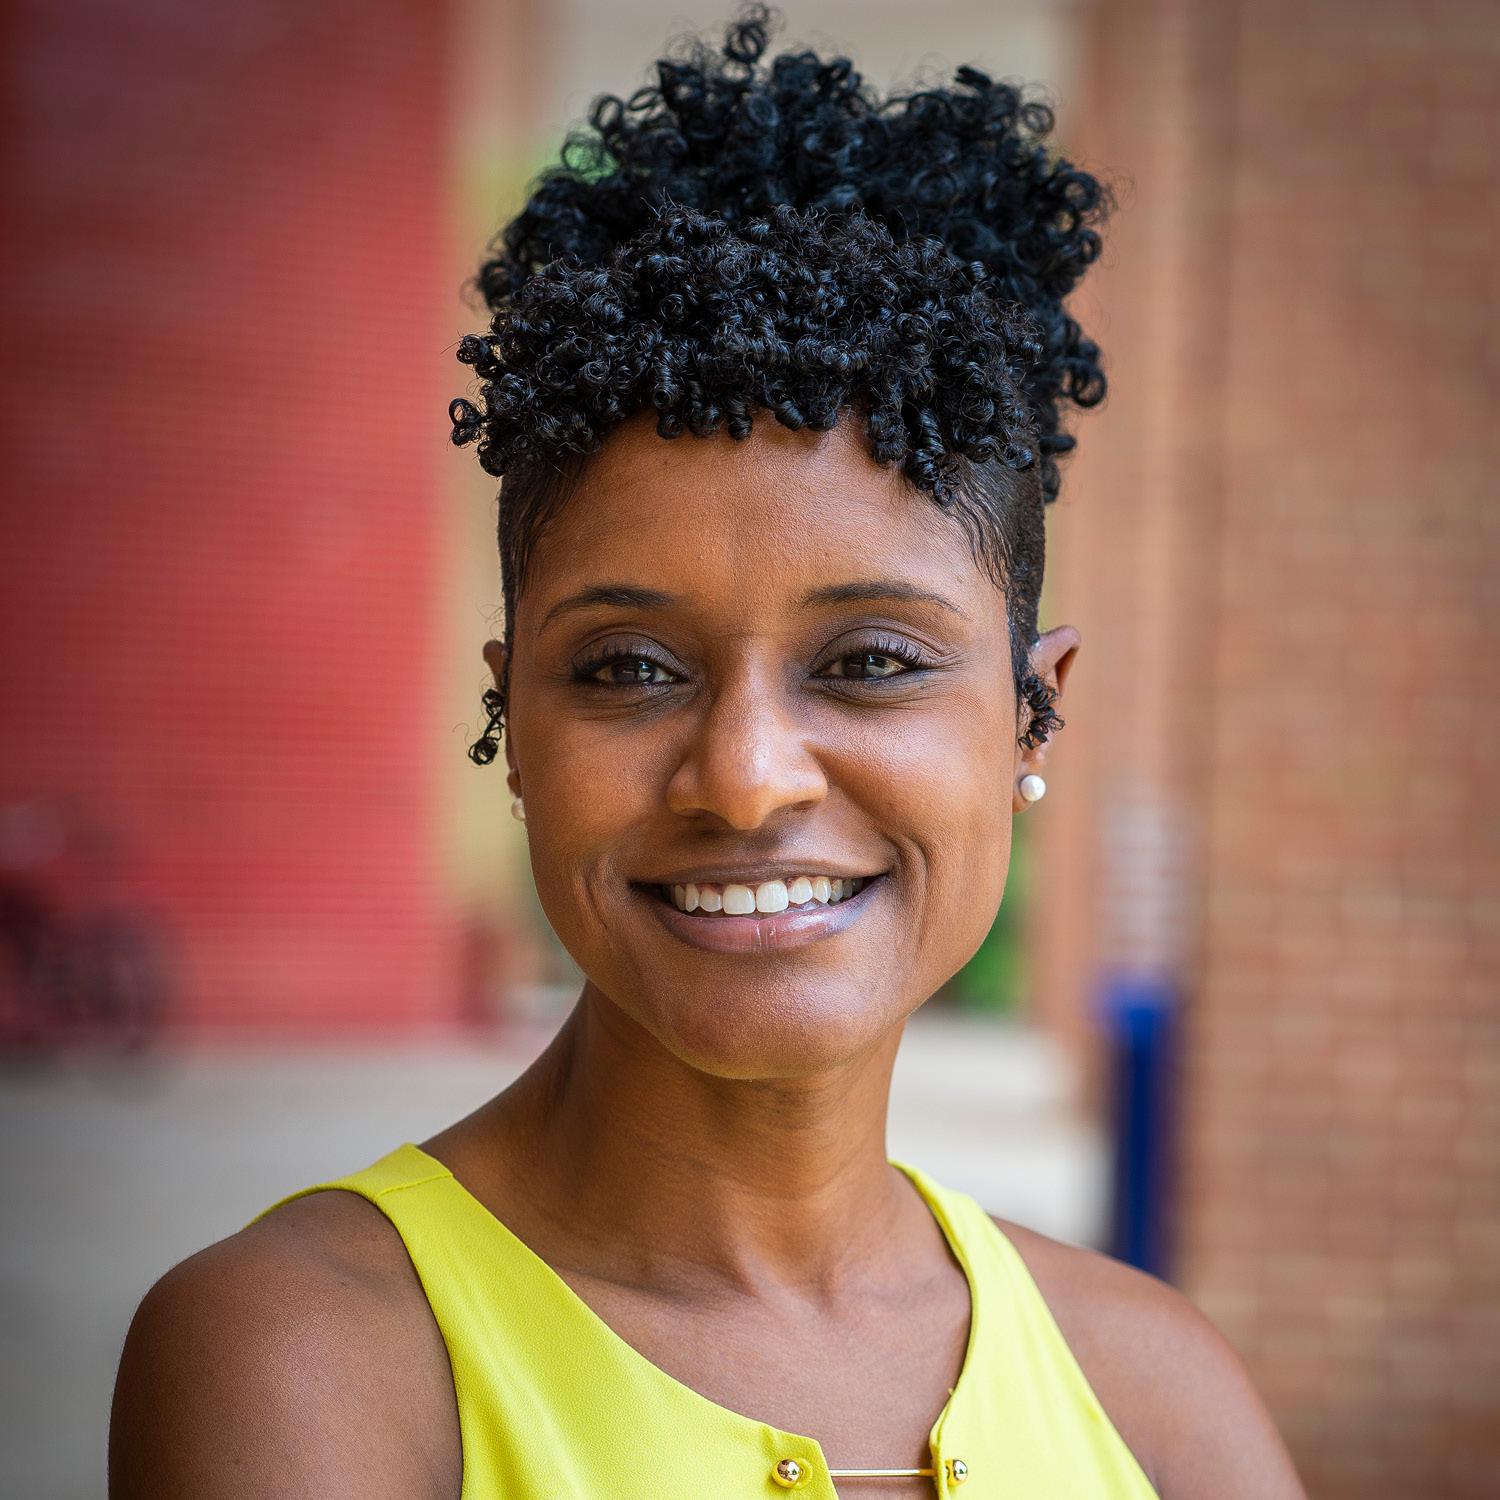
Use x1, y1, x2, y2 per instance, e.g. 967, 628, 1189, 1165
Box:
451, 5, 1111, 763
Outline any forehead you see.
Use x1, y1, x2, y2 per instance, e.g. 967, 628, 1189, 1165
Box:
518, 413, 994, 627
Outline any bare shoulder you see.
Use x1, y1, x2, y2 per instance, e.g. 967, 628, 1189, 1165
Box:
991, 1217, 1306, 1500
109, 1189, 460, 1500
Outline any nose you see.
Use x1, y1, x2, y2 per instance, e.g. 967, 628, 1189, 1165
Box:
664, 666, 828, 830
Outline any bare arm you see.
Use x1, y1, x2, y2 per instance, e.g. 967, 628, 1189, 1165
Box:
998, 1220, 1307, 1500
109, 1193, 459, 1500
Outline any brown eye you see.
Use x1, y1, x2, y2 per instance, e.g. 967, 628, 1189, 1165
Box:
575, 652, 676, 687
606, 657, 658, 684
829, 651, 907, 679
817, 637, 927, 681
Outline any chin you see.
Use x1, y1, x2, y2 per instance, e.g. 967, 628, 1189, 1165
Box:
552, 870, 928, 1078
627, 976, 908, 1081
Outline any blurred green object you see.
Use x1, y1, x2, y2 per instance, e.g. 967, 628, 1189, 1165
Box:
946, 819, 1030, 1017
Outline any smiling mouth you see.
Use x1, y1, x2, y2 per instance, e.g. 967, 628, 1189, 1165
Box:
646, 873, 883, 916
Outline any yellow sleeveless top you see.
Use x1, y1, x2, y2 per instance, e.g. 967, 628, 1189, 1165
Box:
250, 1143, 1158, 1499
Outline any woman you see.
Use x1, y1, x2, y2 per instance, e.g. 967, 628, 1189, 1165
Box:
110, 9, 1306, 1497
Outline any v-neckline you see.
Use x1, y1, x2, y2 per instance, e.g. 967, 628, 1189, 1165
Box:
400, 1141, 981, 1468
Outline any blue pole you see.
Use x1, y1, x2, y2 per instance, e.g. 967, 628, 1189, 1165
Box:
1100, 972, 1179, 1280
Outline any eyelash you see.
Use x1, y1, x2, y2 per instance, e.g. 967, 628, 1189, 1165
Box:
571, 635, 931, 690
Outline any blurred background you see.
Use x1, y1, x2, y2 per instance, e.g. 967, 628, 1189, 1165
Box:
1, 1, 1495, 1495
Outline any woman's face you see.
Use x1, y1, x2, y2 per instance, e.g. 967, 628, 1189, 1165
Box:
493, 412, 1072, 1079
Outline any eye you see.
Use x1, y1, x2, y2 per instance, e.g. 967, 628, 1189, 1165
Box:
572, 649, 678, 687
816, 636, 929, 681
826, 652, 908, 680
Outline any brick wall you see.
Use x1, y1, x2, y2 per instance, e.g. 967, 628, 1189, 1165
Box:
0, 2, 457, 1031
1046, 1, 1500, 1493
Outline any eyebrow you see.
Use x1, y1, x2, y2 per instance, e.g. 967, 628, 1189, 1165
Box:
540, 584, 678, 632
538, 577, 969, 631
799, 579, 970, 620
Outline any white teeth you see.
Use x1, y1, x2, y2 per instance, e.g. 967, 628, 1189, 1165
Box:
755, 880, 789, 913
721, 883, 756, 915
665, 874, 873, 914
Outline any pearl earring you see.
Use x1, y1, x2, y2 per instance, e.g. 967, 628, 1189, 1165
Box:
1018, 774, 1047, 803
510, 796, 526, 823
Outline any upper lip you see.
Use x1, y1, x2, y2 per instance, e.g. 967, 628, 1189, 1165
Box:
635, 863, 886, 886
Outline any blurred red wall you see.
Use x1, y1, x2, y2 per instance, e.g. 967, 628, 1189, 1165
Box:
1, 1, 458, 1032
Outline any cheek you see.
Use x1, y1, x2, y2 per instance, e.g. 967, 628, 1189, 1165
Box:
507, 712, 650, 946
838, 692, 1017, 953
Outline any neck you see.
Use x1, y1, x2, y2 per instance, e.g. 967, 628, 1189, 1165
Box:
491, 981, 915, 1296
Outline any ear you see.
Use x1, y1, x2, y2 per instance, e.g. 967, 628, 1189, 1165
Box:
1014, 623, 1080, 809
480, 638, 520, 793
